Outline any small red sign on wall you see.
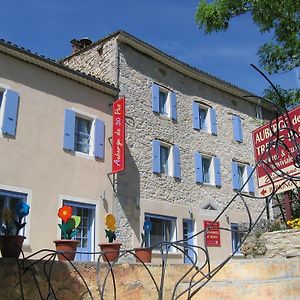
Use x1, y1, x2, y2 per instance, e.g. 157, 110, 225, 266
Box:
112, 97, 125, 174
204, 220, 221, 247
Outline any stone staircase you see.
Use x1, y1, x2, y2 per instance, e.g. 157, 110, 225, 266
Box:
177, 258, 300, 300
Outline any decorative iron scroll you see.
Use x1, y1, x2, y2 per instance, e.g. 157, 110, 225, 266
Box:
14, 71, 300, 299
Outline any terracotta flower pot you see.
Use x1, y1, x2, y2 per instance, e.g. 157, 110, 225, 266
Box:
134, 247, 152, 263
54, 239, 79, 261
0, 235, 25, 258
99, 242, 122, 262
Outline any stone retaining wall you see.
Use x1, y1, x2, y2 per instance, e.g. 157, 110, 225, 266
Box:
261, 228, 300, 258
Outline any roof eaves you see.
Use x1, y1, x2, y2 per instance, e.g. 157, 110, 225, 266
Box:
0, 39, 119, 97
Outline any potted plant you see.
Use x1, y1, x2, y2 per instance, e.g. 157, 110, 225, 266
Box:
0, 202, 30, 258
134, 220, 153, 263
54, 205, 81, 261
98, 214, 122, 262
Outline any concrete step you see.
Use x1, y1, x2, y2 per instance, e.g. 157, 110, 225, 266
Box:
177, 277, 300, 300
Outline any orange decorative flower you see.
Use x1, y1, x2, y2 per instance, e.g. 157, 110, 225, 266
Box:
58, 206, 72, 223
105, 214, 116, 231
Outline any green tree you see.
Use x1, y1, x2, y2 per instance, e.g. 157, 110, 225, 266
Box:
195, 0, 300, 74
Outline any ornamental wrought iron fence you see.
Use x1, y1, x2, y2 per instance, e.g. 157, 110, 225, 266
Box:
12, 68, 300, 299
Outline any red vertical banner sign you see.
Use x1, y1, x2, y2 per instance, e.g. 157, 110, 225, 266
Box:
112, 97, 125, 174
204, 220, 221, 247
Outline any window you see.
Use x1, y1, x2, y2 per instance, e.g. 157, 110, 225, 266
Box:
0, 88, 20, 137
0, 91, 3, 108
63, 109, 105, 159
231, 223, 242, 254
202, 156, 211, 184
63, 201, 95, 261
152, 140, 181, 178
192, 102, 217, 135
159, 90, 168, 116
194, 153, 221, 186
232, 115, 243, 142
0, 190, 27, 235
160, 144, 170, 175
152, 83, 177, 120
75, 117, 92, 154
232, 161, 255, 193
145, 214, 176, 251
255, 105, 263, 120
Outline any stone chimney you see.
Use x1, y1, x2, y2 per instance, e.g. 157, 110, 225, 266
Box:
70, 38, 92, 53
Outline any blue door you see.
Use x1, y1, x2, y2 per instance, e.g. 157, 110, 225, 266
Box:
183, 219, 195, 264
64, 201, 95, 261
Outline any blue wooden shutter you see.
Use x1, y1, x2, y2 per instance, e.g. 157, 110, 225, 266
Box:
192, 102, 200, 130
170, 92, 177, 120
247, 165, 255, 193
194, 152, 203, 183
94, 119, 105, 159
232, 161, 239, 190
210, 108, 217, 136
152, 83, 160, 113
152, 140, 161, 173
233, 115, 243, 142
214, 157, 222, 187
173, 144, 181, 179
63, 109, 75, 150
2, 89, 19, 136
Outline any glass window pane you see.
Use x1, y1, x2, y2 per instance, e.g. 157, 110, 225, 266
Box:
145, 215, 175, 249
202, 157, 211, 183
199, 107, 208, 130
160, 146, 169, 175
159, 91, 168, 115
0, 91, 3, 109
75, 117, 91, 153
238, 165, 245, 189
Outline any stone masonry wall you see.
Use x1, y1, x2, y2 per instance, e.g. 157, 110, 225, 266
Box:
62, 36, 268, 254
261, 229, 300, 258
115, 42, 266, 247
62, 37, 119, 87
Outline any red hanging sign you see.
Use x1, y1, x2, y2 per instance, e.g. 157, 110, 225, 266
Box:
112, 97, 125, 174
204, 220, 221, 247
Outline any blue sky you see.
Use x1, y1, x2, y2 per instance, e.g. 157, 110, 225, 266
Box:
1, 0, 298, 96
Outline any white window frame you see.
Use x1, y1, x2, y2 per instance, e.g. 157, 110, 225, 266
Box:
74, 115, 94, 155
58, 194, 100, 262
158, 87, 172, 118
202, 155, 214, 185
199, 105, 209, 132
255, 105, 263, 120
159, 142, 174, 177
237, 163, 249, 192
144, 213, 177, 253
71, 109, 97, 160
0, 184, 32, 247
231, 223, 242, 255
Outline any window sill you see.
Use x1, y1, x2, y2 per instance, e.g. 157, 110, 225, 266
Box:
157, 114, 172, 121
74, 151, 95, 160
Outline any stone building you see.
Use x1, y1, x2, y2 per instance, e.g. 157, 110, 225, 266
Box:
0, 39, 118, 259
62, 31, 274, 263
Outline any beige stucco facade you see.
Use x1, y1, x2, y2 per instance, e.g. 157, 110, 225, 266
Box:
0, 45, 118, 257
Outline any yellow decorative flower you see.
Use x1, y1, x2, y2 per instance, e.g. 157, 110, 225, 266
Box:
105, 214, 116, 231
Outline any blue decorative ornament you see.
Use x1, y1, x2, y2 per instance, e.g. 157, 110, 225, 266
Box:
143, 220, 152, 234
15, 202, 30, 219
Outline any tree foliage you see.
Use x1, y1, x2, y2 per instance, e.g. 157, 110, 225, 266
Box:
195, 0, 300, 74
262, 85, 300, 109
